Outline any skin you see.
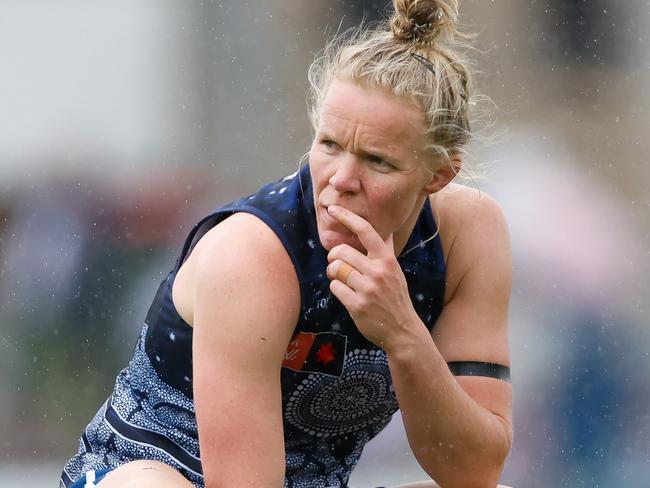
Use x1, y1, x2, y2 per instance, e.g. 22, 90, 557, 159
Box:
310, 79, 449, 256
98, 79, 512, 487
319, 81, 512, 487
96, 460, 194, 488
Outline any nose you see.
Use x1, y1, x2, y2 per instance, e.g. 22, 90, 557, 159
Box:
329, 155, 362, 194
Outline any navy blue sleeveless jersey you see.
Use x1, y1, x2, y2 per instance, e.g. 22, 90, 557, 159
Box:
60, 164, 446, 488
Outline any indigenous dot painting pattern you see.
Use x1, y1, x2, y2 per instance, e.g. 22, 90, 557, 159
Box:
285, 348, 398, 438
60, 324, 203, 487
60, 165, 446, 488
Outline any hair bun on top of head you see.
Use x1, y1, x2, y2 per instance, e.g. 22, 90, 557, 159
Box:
390, 0, 459, 45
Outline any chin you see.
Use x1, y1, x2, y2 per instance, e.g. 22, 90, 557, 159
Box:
318, 232, 341, 252
318, 231, 363, 253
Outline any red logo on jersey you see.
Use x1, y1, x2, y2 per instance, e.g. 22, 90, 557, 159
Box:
282, 332, 347, 376
283, 333, 315, 371
315, 343, 336, 365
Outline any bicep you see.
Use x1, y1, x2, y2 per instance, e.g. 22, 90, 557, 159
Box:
191, 214, 300, 487
433, 293, 513, 433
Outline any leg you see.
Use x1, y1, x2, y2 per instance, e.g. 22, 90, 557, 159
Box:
96, 460, 193, 488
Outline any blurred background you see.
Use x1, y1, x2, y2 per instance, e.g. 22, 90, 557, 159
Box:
1, 1, 648, 486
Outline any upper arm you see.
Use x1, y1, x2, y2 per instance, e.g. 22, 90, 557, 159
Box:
432, 192, 513, 434
190, 213, 300, 487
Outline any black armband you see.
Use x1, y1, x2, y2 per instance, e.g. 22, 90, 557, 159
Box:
447, 361, 511, 382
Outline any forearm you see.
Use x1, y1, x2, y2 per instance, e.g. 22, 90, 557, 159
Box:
386, 322, 511, 487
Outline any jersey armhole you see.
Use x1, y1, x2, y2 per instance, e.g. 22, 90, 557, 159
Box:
172, 207, 306, 315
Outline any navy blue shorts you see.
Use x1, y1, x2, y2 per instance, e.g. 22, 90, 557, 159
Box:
66, 468, 114, 488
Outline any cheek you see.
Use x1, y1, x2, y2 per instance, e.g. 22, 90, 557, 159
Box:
367, 186, 400, 223
308, 150, 328, 186
371, 185, 419, 229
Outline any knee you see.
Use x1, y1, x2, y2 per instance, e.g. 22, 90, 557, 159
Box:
97, 460, 192, 488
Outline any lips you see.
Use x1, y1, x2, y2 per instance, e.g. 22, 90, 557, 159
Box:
321, 203, 364, 220
320, 204, 351, 232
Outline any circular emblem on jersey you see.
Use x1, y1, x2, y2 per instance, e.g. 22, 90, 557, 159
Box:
284, 348, 399, 438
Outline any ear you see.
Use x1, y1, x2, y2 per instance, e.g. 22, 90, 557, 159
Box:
423, 153, 462, 194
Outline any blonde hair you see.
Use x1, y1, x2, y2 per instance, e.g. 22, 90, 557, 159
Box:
308, 0, 479, 174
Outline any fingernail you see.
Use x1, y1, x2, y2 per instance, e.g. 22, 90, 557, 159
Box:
327, 205, 337, 214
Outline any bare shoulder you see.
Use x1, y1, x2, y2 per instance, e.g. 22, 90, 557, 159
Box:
193, 212, 297, 277
429, 182, 511, 304
431, 182, 509, 243
173, 212, 301, 330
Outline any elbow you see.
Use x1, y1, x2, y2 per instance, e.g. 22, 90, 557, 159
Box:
455, 413, 512, 486
419, 437, 511, 488
424, 462, 507, 488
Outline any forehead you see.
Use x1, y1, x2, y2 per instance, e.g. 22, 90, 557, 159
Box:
319, 79, 427, 143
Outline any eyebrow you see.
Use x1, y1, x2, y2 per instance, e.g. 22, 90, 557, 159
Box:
316, 128, 400, 163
